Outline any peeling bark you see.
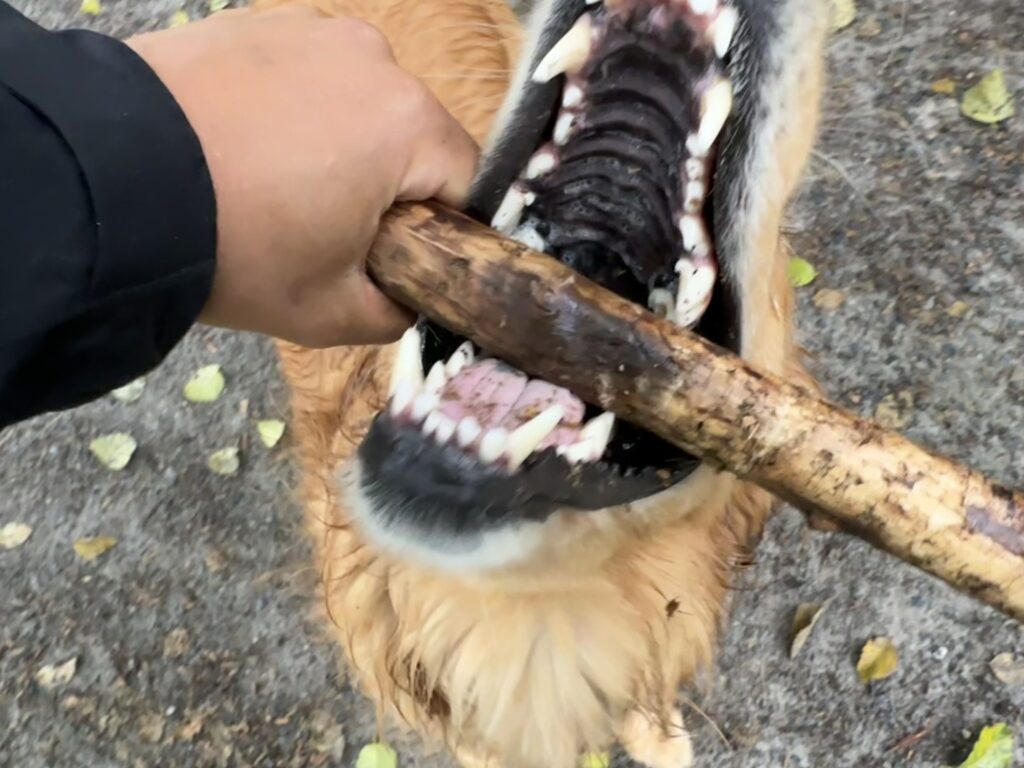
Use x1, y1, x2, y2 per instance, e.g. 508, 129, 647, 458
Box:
369, 201, 1024, 623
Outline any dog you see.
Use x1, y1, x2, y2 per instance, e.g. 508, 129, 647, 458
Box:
267, 0, 828, 764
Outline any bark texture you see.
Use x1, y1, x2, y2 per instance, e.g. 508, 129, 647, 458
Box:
369, 201, 1024, 622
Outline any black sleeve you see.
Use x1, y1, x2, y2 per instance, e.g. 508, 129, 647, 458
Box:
0, 2, 217, 429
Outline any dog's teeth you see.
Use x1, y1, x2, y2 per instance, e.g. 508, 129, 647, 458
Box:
507, 405, 564, 469
648, 288, 676, 319
584, 0, 600, 5
423, 411, 442, 437
679, 214, 712, 258
710, 7, 738, 57
445, 342, 474, 378
411, 392, 439, 422
457, 417, 482, 448
580, 412, 615, 455
554, 113, 576, 145
688, 0, 716, 15
390, 380, 416, 417
559, 441, 596, 464
684, 180, 707, 213
511, 225, 546, 253
563, 83, 584, 108
479, 428, 509, 464
674, 258, 717, 328
685, 157, 705, 181
526, 149, 557, 179
491, 186, 528, 233
532, 14, 593, 83
389, 326, 423, 398
435, 415, 457, 445
424, 362, 447, 395
694, 78, 733, 155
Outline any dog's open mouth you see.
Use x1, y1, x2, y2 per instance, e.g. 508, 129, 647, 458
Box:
358, 0, 748, 531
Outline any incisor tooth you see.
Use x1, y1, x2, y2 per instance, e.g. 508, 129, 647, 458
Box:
711, 7, 738, 57
532, 14, 592, 83
580, 412, 615, 455
479, 428, 508, 464
507, 405, 564, 469
389, 326, 423, 397
423, 411, 442, 437
411, 392, 439, 422
457, 417, 482, 447
445, 342, 474, 377
435, 415, 457, 444
424, 362, 446, 394
695, 78, 733, 155
491, 186, 528, 233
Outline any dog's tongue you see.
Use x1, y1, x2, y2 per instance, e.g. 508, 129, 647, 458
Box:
439, 359, 586, 447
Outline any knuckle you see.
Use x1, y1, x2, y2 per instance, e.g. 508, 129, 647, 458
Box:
344, 18, 391, 53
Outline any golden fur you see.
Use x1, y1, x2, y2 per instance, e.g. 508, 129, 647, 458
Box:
259, 0, 827, 764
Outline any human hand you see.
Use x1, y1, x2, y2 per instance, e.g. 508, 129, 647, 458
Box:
126, 5, 478, 347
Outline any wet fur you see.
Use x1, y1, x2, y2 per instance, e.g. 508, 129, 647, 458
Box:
260, 0, 826, 764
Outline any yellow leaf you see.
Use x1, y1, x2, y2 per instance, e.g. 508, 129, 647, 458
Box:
790, 601, 829, 659
788, 257, 818, 288
36, 658, 77, 689
931, 77, 957, 95
80, 0, 101, 15
74, 536, 118, 562
111, 377, 146, 403
948, 300, 971, 318
813, 288, 845, 311
89, 433, 137, 471
208, 447, 240, 476
958, 723, 1014, 768
989, 653, 1024, 686
183, 364, 226, 403
209, 0, 230, 11
856, 637, 899, 683
961, 69, 1015, 125
0, 522, 33, 550
169, 9, 190, 27
256, 419, 286, 449
580, 753, 611, 768
356, 743, 397, 768
829, 0, 856, 32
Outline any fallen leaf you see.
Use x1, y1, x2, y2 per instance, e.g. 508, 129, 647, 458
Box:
89, 433, 137, 471
356, 743, 397, 768
813, 288, 845, 310
931, 77, 957, 95
961, 69, 1015, 125
256, 420, 286, 449
857, 637, 899, 683
958, 722, 1013, 768
790, 601, 829, 659
829, 0, 856, 32
948, 300, 971, 318
73, 536, 117, 562
989, 653, 1024, 686
788, 257, 818, 288
0, 522, 33, 550
36, 658, 77, 689
208, 447, 240, 476
80, 0, 101, 15
169, 9, 190, 27
580, 753, 611, 768
111, 377, 146, 403
210, 0, 230, 11
184, 364, 226, 403
163, 629, 190, 660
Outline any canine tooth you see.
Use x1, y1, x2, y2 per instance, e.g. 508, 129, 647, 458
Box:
710, 7, 738, 57
563, 83, 584, 109
532, 14, 593, 84
580, 412, 615, 456
694, 78, 733, 155
679, 215, 711, 258
423, 411, 443, 437
411, 392, 439, 422
445, 342, 475, 377
390, 380, 416, 417
648, 288, 675, 318
491, 186, 528, 233
479, 428, 509, 464
424, 362, 447, 394
435, 415, 457, 444
511, 225, 546, 252
554, 113, 576, 145
389, 326, 423, 397
674, 259, 717, 328
506, 405, 564, 469
526, 150, 557, 179
457, 417, 482, 447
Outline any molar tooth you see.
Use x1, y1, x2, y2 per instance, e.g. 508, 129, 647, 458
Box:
532, 14, 593, 84
579, 412, 615, 456
411, 392, 439, 422
648, 288, 676, 318
684, 180, 706, 213
435, 415, 457, 445
506, 405, 564, 469
710, 7, 738, 57
389, 326, 424, 397
679, 214, 711, 258
674, 258, 718, 328
457, 417, 482, 447
553, 113, 576, 146
445, 342, 475, 377
563, 83, 584, 109
694, 78, 733, 155
479, 428, 509, 464
424, 361, 447, 394
685, 157, 705, 181
526, 149, 557, 179
491, 186, 528, 233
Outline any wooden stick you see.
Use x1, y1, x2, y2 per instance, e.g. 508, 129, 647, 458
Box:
368, 201, 1024, 623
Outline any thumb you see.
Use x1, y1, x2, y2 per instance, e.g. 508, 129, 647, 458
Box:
397, 98, 480, 208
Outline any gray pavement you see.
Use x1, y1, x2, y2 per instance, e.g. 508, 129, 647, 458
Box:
1, 0, 1022, 766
